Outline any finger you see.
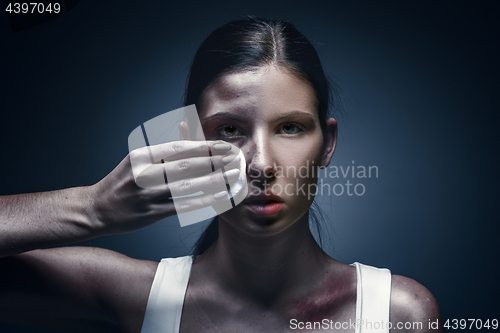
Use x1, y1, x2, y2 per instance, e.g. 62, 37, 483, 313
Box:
134, 164, 170, 191
135, 155, 240, 190
130, 141, 240, 189
168, 190, 233, 215
148, 140, 238, 164
169, 168, 241, 197
163, 154, 241, 182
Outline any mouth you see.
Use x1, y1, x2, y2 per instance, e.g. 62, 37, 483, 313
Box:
243, 192, 285, 216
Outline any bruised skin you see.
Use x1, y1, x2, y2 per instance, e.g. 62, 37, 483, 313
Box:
292, 264, 357, 323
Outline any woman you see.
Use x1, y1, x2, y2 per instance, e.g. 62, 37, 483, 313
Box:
0, 18, 442, 332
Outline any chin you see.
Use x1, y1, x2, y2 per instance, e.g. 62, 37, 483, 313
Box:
219, 204, 309, 237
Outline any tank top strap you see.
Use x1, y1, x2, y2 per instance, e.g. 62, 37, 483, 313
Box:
351, 262, 392, 333
140, 256, 193, 333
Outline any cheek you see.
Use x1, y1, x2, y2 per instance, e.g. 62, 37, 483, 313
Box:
276, 138, 324, 197
278, 136, 324, 171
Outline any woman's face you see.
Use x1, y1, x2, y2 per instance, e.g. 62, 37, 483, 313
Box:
199, 65, 336, 235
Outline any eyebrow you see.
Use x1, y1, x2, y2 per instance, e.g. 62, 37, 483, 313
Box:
202, 112, 247, 124
271, 110, 315, 122
202, 110, 314, 124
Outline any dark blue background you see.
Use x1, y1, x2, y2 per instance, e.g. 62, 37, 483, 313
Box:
1, 1, 498, 332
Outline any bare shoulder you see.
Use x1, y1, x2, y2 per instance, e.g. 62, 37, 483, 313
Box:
16, 246, 158, 296
1, 247, 159, 333
49, 247, 159, 332
390, 274, 443, 332
67, 247, 159, 332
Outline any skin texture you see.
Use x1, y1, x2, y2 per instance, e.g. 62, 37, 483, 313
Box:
0, 65, 443, 332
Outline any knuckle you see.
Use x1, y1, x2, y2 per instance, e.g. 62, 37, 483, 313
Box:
199, 144, 209, 154
178, 160, 190, 171
179, 180, 191, 191
171, 142, 184, 153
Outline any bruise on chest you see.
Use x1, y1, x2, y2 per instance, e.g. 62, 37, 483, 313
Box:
292, 271, 356, 323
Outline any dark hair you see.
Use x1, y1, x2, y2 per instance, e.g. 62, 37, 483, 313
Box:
185, 17, 340, 256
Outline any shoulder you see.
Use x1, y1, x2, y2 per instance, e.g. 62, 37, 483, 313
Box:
390, 274, 444, 332
63, 247, 159, 332
74, 247, 159, 332
12, 247, 159, 333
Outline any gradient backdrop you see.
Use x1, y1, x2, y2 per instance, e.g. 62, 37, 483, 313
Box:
1, 1, 498, 332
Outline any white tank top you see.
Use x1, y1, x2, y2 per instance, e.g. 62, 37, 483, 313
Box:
140, 256, 391, 333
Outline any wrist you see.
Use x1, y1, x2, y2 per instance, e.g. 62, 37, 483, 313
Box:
79, 184, 108, 237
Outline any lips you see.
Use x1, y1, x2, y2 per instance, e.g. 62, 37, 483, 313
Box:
244, 191, 285, 216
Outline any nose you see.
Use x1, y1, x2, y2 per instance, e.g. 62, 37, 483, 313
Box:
246, 133, 276, 185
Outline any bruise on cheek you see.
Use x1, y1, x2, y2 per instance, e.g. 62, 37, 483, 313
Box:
292, 273, 355, 322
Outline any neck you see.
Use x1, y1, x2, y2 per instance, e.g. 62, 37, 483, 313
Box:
201, 213, 331, 306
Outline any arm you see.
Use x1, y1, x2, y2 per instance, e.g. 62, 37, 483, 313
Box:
390, 275, 444, 333
0, 186, 96, 258
0, 154, 164, 331
0, 140, 239, 258
0, 154, 173, 259
0, 140, 238, 331
0, 246, 157, 333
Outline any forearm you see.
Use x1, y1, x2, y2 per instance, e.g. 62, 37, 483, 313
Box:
0, 141, 234, 258
0, 186, 99, 258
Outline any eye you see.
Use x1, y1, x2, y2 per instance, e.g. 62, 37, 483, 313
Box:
224, 126, 237, 136
280, 123, 304, 135
216, 125, 241, 137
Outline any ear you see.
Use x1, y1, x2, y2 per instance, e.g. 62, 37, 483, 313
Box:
319, 118, 338, 168
179, 121, 190, 140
